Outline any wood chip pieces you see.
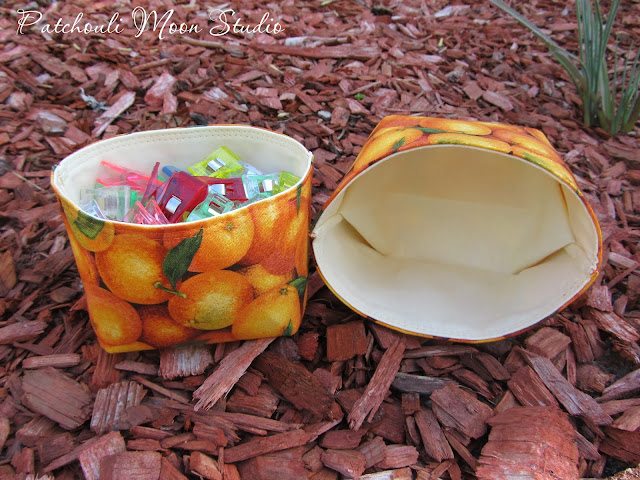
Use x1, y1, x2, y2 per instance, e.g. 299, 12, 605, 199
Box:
476, 406, 579, 480
90, 380, 147, 434
21, 367, 92, 430
430, 384, 494, 439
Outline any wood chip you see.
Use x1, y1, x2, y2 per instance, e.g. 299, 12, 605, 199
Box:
599, 369, 640, 402
193, 338, 273, 411
586, 308, 640, 343
359, 468, 413, 480
37, 432, 74, 465
357, 436, 387, 469
0, 321, 47, 344
92, 91, 136, 137
100, 451, 162, 480
192, 423, 229, 447
476, 406, 579, 480
227, 384, 280, 418
160, 457, 189, 480
224, 429, 312, 463
348, 336, 406, 430
376, 445, 419, 469
90, 380, 146, 434
0, 417, 9, 452
404, 344, 477, 358
414, 408, 454, 462
114, 360, 158, 376
392, 372, 455, 394
576, 364, 615, 393
320, 429, 365, 450
519, 349, 612, 425
461, 352, 511, 381
16, 417, 57, 448
21, 367, 92, 430
189, 451, 222, 480
507, 365, 559, 407
321, 448, 367, 479
482, 90, 514, 111
524, 326, 572, 359
600, 427, 640, 463
431, 385, 493, 439
257, 44, 381, 61
612, 405, 640, 431
254, 351, 336, 421
22, 353, 80, 369
159, 344, 213, 379
326, 320, 368, 361
77, 431, 126, 480
238, 453, 308, 480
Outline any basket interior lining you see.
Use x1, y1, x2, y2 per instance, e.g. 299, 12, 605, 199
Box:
53, 126, 312, 205
312, 146, 599, 340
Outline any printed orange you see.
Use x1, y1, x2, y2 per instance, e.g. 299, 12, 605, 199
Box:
61, 200, 115, 253
163, 209, 254, 272
419, 118, 493, 136
238, 263, 295, 297
194, 330, 238, 343
426, 132, 511, 153
168, 270, 253, 330
95, 234, 172, 305
525, 127, 554, 147
62, 214, 100, 286
139, 305, 199, 348
261, 196, 310, 275
295, 233, 309, 278
101, 341, 154, 353
239, 198, 291, 266
355, 128, 423, 168
371, 115, 424, 132
477, 122, 525, 134
491, 129, 563, 162
232, 284, 301, 339
510, 146, 578, 190
85, 285, 143, 347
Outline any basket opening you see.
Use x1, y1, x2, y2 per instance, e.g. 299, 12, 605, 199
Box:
52, 126, 312, 212
312, 145, 599, 340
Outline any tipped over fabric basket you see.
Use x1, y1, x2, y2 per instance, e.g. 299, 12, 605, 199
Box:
311, 115, 602, 342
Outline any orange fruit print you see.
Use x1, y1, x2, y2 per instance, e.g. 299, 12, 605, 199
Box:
232, 284, 302, 339
163, 208, 254, 272
139, 305, 199, 348
335, 116, 579, 204
168, 270, 253, 330
95, 234, 173, 305
85, 285, 143, 347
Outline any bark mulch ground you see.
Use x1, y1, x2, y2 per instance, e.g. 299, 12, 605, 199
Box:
1, 0, 639, 478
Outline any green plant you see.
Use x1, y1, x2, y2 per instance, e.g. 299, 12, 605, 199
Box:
488, 0, 640, 136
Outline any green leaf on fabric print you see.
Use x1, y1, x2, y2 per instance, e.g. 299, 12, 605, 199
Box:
163, 228, 203, 290
392, 137, 405, 153
296, 183, 302, 213
282, 320, 294, 336
73, 210, 104, 240
411, 126, 447, 134
288, 276, 307, 299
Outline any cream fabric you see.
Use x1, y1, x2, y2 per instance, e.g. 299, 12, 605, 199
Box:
313, 145, 599, 340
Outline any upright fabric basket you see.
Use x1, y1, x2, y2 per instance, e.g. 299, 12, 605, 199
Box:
52, 126, 313, 352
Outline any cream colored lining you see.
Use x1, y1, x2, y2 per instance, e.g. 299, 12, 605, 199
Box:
312, 146, 599, 340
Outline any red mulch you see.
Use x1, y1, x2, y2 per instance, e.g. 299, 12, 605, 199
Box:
1, 0, 639, 478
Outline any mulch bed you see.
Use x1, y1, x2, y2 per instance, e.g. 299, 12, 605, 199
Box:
1, 0, 640, 478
